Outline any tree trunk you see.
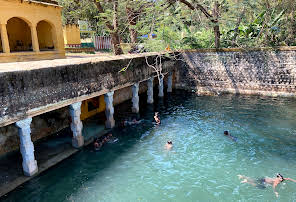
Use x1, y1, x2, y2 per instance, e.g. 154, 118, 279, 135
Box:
213, 1, 220, 48
176, 0, 221, 48
126, 6, 138, 44
92, 0, 123, 55
111, 33, 123, 55
112, 0, 123, 55
232, 7, 245, 47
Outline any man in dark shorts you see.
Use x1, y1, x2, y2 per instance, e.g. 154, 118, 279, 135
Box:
238, 174, 296, 197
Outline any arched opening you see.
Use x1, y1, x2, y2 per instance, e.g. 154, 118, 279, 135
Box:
7, 17, 32, 52
37, 21, 55, 51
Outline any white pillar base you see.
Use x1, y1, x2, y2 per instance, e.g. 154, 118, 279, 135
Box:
132, 83, 139, 113
167, 73, 173, 93
104, 91, 115, 129
15, 118, 38, 177
158, 77, 164, 97
72, 135, 84, 148
105, 119, 115, 129
147, 77, 154, 104
69, 102, 84, 148
23, 160, 38, 176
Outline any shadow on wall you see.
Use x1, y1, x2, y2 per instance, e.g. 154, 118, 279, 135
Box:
179, 49, 296, 96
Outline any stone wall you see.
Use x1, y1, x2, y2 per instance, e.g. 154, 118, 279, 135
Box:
176, 47, 296, 97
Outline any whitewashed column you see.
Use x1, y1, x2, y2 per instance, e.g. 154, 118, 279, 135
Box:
132, 83, 139, 113
167, 73, 173, 93
104, 91, 115, 128
30, 25, 40, 52
69, 102, 84, 148
158, 77, 164, 97
15, 118, 38, 176
147, 77, 154, 104
0, 23, 10, 53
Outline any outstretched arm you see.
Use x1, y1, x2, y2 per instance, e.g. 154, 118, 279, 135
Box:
285, 178, 296, 182
273, 182, 279, 197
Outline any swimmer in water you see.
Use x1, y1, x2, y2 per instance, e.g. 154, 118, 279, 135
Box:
106, 133, 118, 143
131, 118, 143, 125
165, 141, 173, 150
123, 118, 143, 126
238, 174, 296, 197
154, 112, 161, 125
224, 131, 237, 142
94, 141, 102, 151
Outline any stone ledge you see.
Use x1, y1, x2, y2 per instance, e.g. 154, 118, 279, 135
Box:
181, 46, 296, 53
0, 52, 162, 73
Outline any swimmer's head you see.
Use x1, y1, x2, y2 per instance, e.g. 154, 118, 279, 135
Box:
167, 141, 172, 145
224, 131, 229, 136
108, 133, 112, 137
277, 173, 284, 181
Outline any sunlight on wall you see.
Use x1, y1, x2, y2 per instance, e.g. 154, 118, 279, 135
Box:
63, 24, 81, 45
37, 20, 54, 51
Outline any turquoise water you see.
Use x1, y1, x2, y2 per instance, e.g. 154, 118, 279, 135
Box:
2, 91, 296, 202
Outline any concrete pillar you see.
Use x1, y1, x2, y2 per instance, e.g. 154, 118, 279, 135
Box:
0, 23, 10, 53
167, 73, 173, 93
30, 25, 40, 52
104, 91, 115, 129
158, 77, 164, 97
69, 102, 84, 148
15, 118, 38, 177
147, 77, 154, 104
132, 83, 139, 113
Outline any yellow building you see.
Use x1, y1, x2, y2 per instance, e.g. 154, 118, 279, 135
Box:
0, 0, 65, 63
63, 24, 81, 47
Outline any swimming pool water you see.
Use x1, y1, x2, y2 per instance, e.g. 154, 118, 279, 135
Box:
2, 91, 296, 202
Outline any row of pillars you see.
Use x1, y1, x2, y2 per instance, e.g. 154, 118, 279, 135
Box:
13, 74, 173, 177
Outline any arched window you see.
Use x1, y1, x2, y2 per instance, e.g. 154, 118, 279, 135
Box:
7, 17, 32, 52
37, 21, 55, 51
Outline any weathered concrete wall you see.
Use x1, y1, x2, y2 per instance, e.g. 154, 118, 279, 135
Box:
0, 53, 175, 127
176, 47, 296, 96
0, 53, 175, 155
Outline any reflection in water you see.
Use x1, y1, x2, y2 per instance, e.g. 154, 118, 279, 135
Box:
2, 91, 296, 202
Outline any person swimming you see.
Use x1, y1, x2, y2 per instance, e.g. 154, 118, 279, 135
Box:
123, 118, 143, 126
154, 112, 161, 125
94, 141, 102, 151
165, 141, 173, 150
238, 174, 296, 197
106, 133, 118, 143
224, 131, 237, 142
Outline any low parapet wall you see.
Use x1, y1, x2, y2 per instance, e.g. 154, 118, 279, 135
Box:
176, 47, 296, 97
0, 53, 175, 128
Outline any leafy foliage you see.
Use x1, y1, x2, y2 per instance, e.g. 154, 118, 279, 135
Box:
58, 0, 296, 52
